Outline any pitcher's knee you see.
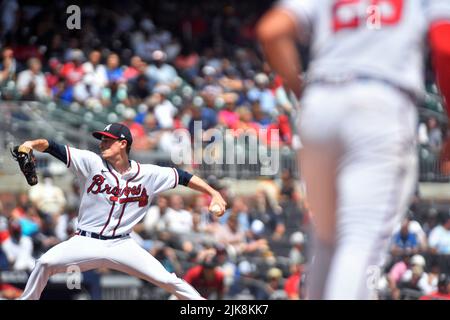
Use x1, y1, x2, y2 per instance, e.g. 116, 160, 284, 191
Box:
35, 255, 58, 272
158, 273, 181, 287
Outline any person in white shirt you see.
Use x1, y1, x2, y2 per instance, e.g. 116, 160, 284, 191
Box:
1, 220, 35, 271
16, 58, 49, 100
429, 213, 450, 255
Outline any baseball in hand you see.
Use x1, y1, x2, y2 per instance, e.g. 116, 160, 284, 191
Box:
210, 204, 222, 216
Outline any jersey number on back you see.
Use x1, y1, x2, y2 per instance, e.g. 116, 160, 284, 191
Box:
332, 0, 403, 32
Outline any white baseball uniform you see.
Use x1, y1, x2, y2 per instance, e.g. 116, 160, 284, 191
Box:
20, 145, 203, 300
276, 0, 450, 299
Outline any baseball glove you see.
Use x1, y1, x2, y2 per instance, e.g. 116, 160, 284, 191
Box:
10, 145, 38, 186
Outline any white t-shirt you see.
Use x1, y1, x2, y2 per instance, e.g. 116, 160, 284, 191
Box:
428, 225, 450, 254
1, 236, 35, 271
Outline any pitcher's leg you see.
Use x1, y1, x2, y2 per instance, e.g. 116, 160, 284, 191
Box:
325, 153, 417, 299
106, 238, 204, 300
324, 123, 418, 299
20, 236, 106, 300
299, 147, 339, 299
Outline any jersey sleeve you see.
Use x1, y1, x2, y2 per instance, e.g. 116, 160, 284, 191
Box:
149, 165, 178, 195
65, 146, 98, 179
276, 0, 317, 40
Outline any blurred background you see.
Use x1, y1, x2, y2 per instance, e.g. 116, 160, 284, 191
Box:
0, 0, 449, 300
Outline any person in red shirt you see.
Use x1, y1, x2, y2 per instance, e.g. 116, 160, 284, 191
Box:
183, 255, 225, 300
60, 49, 85, 86
0, 283, 22, 300
419, 274, 450, 300
284, 263, 304, 300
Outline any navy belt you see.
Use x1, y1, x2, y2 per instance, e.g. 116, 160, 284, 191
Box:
77, 229, 129, 240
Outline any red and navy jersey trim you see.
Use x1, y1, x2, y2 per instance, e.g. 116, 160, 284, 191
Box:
112, 162, 141, 236
172, 167, 179, 189
99, 162, 120, 236
66, 145, 71, 168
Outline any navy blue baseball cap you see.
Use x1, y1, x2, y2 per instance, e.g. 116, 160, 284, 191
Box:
92, 123, 133, 146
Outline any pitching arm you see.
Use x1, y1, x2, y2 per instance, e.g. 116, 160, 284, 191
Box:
187, 175, 227, 217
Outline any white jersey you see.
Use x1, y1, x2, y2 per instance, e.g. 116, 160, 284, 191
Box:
65, 146, 179, 236
277, 0, 450, 96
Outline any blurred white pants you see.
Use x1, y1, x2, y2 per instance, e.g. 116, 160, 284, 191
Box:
19, 235, 203, 300
298, 81, 418, 299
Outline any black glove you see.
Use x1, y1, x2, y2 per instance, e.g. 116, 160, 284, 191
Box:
11, 145, 38, 186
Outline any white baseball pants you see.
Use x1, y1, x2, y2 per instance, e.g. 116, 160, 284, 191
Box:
298, 81, 418, 299
19, 235, 204, 300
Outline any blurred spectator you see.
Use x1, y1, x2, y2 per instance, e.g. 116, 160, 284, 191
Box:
262, 267, 287, 300
0, 0, 18, 38
398, 254, 437, 298
214, 213, 246, 254
174, 45, 200, 82
65, 179, 81, 211
1, 220, 35, 271
390, 217, 420, 259
123, 55, 145, 82
138, 195, 170, 236
153, 84, 178, 129
289, 231, 305, 266
284, 262, 304, 300
428, 212, 450, 255
198, 66, 223, 97
419, 274, 450, 300
188, 97, 218, 136
0, 279, 22, 300
29, 171, 67, 219
388, 254, 411, 299
101, 80, 129, 107
151, 243, 182, 276
219, 196, 250, 235
81, 49, 108, 97
0, 47, 16, 84
45, 57, 62, 96
426, 117, 443, 154
17, 205, 41, 238
0, 201, 8, 244
247, 73, 276, 116
140, 113, 163, 151
244, 219, 270, 253
250, 190, 286, 241
235, 106, 260, 133
423, 207, 440, 237
60, 49, 85, 86
55, 207, 78, 241
16, 57, 50, 100
121, 108, 147, 148
228, 260, 267, 299
33, 213, 60, 257
183, 254, 225, 299
218, 92, 239, 129
392, 211, 427, 251
105, 53, 123, 83
165, 195, 193, 235
128, 74, 152, 106
146, 50, 178, 86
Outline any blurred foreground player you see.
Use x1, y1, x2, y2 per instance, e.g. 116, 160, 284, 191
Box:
257, 0, 450, 299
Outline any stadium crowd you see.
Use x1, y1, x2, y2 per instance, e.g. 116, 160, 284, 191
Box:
0, 0, 449, 300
